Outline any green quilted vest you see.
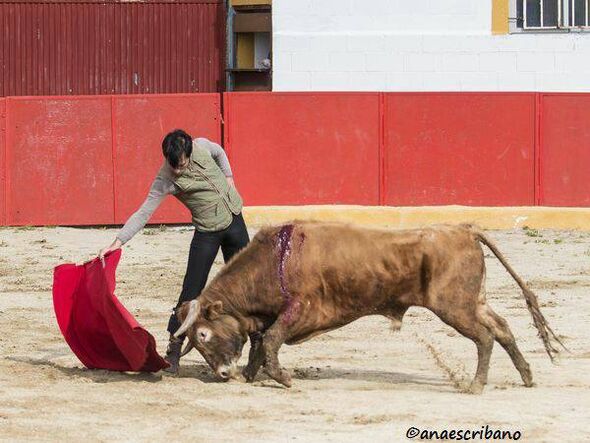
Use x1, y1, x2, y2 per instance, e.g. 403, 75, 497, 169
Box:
172, 146, 243, 232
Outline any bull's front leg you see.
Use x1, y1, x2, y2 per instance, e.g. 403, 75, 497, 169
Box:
243, 332, 265, 382
261, 318, 292, 388
261, 300, 304, 387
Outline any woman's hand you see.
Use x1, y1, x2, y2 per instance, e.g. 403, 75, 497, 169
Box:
99, 238, 122, 259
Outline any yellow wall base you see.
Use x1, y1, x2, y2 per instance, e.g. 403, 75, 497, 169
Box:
242, 206, 590, 231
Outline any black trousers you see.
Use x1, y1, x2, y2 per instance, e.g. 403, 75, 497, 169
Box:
167, 213, 250, 335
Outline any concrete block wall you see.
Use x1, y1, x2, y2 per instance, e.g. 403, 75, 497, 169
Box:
272, 0, 590, 91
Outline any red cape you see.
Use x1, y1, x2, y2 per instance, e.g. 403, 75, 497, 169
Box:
52, 249, 169, 372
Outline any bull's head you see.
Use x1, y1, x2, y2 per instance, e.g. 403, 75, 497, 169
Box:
174, 300, 248, 380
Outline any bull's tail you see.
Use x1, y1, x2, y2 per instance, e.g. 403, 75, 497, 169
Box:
470, 226, 567, 362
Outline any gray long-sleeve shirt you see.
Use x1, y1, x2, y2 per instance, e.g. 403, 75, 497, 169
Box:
116, 138, 233, 244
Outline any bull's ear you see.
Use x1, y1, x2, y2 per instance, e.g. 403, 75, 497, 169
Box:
205, 300, 223, 320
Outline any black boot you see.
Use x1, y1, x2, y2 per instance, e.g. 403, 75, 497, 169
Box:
163, 334, 184, 375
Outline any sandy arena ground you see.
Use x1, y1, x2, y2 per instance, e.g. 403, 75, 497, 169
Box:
0, 224, 589, 442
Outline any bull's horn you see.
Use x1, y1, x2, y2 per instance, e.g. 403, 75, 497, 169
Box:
174, 300, 201, 338
180, 341, 194, 357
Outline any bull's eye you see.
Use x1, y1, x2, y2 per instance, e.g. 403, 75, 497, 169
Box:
197, 327, 212, 343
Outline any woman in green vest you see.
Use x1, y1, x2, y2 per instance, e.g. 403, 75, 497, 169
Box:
99, 129, 249, 374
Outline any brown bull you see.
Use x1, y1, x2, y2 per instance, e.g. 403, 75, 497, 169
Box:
175, 222, 563, 393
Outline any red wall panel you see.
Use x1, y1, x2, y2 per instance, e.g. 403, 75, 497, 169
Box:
383, 93, 536, 206
224, 92, 381, 206
0, 99, 5, 225
6, 97, 114, 225
540, 94, 590, 207
113, 93, 221, 224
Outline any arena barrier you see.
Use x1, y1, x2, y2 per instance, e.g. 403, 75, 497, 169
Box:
1, 94, 220, 226
539, 93, 590, 207
0, 92, 588, 227
224, 92, 382, 206
6, 96, 115, 226
383, 93, 536, 206
113, 94, 221, 225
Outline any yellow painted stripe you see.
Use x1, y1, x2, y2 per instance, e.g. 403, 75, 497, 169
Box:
232, 0, 272, 6
492, 0, 509, 35
242, 206, 590, 231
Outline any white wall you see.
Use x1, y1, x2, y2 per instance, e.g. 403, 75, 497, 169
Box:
272, 0, 590, 91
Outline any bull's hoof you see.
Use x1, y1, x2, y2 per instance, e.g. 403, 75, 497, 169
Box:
243, 366, 260, 383
522, 369, 534, 387
468, 382, 484, 395
264, 367, 292, 388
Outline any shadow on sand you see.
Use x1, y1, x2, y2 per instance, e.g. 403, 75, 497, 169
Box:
291, 366, 448, 387
186, 361, 453, 391
6, 355, 454, 391
5, 356, 165, 384
6, 355, 224, 384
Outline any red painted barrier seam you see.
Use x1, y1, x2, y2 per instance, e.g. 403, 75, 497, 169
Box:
378, 92, 385, 206
223, 92, 231, 160
111, 96, 118, 224
4, 98, 10, 225
535, 93, 542, 206
216, 93, 223, 151
381, 93, 389, 206
1, 100, 5, 226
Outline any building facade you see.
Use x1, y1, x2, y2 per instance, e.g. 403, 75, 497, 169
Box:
272, 0, 590, 91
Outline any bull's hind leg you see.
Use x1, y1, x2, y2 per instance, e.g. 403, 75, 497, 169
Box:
386, 305, 409, 332
479, 305, 533, 387
469, 328, 494, 394
429, 302, 494, 394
